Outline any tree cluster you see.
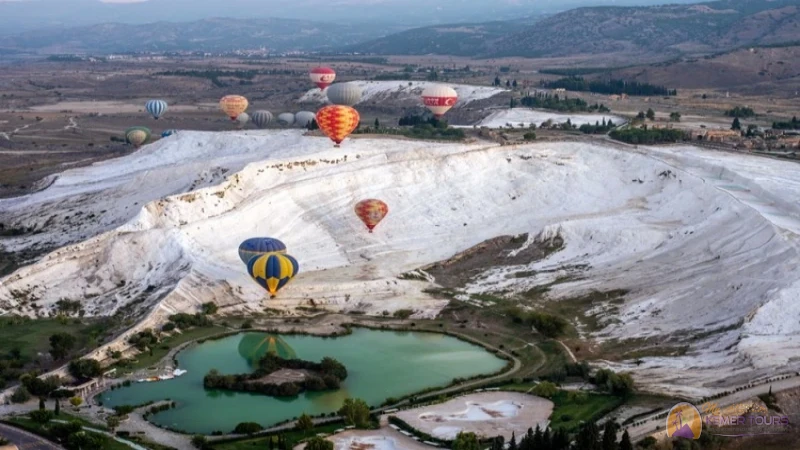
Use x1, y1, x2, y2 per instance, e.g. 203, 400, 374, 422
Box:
594, 369, 635, 397
168, 312, 212, 329
578, 119, 617, 135
67, 358, 103, 380
772, 116, 799, 130
520, 93, 608, 113
127, 329, 159, 351
541, 77, 676, 96
609, 128, 685, 145
499, 425, 571, 450
508, 307, 568, 338
724, 106, 755, 118
338, 398, 371, 428
203, 354, 347, 397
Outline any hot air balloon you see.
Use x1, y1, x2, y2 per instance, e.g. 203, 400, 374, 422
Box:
247, 253, 299, 298
238, 333, 297, 366
145, 99, 168, 120
251, 110, 273, 129
124, 126, 151, 148
295, 111, 316, 127
354, 199, 389, 233
236, 112, 249, 128
238, 237, 287, 265
277, 112, 295, 127
326, 82, 362, 107
316, 105, 359, 147
161, 129, 177, 138
309, 67, 336, 90
220, 95, 248, 121
421, 85, 458, 118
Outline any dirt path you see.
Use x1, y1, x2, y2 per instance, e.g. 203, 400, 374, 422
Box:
558, 340, 577, 363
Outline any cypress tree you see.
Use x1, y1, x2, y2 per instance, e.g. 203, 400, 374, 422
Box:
619, 430, 633, 450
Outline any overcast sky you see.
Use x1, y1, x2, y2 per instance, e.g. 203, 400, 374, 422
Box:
1, 0, 703, 34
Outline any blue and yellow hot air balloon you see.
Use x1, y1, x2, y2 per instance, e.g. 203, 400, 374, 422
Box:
161, 129, 178, 138
238, 238, 287, 265
247, 253, 299, 298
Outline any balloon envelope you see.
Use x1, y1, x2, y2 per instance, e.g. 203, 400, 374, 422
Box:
277, 113, 295, 126
251, 110, 273, 129
247, 253, 299, 297
238, 237, 287, 265
316, 105, 359, 147
325, 82, 362, 106
145, 99, 168, 119
309, 67, 336, 90
220, 95, 248, 120
236, 112, 249, 127
295, 111, 316, 127
161, 129, 177, 138
354, 199, 389, 232
124, 126, 151, 148
421, 85, 458, 118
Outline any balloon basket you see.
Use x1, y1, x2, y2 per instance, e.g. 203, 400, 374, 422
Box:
334, 144, 341, 148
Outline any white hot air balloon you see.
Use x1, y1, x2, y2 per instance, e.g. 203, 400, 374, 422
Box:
325, 82, 362, 106
421, 85, 459, 118
251, 110, 273, 129
295, 111, 316, 127
236, 112, 250, 128
277, 112, 295, 127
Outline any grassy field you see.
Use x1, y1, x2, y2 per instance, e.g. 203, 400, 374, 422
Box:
212, 422, 345, 450
0, 316, 117, 364
549, 391, 624, 432
114, 326, 226, 372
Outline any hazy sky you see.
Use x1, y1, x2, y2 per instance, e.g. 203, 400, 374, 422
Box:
1, 0, 703, 34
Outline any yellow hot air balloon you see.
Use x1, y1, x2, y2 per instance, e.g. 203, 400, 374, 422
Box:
124, 126, 151, 148
247, 253, 299, 298
220, 95, 249, 121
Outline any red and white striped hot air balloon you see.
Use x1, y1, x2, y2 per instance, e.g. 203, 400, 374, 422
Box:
421, 85, 458, 118
309, 67, 336, 90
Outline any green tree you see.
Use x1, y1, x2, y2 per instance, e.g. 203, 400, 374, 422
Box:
39, 397, 45, 410
512, 79, 518, 88
68, 358, 102, 379
55, 398, 61, 416
508, 432, 517, 450
452, 432, 481, 450
234, 422, 263, 435
619, 430, 633, 450
10, 386, 31, 403
49, 332, 76, 360
532, 381, 558, 398
523, 132, 537, 141
67, 431, 104, 450
106, 415, 120, 432
69, 396, 83, 408
575, 422, 601, 450
732, 117, 742, 130
306, 436, 334, 450
191, 435, 208, 449
636, 111, 646, 120
602, 419, 619, 450
338, 398, 371, 428
29, 409, 54, 425
669, 112, 681, 122
200, 302, 218, 315
374, 118, 380, 128
494, 76, 501, 86
506, 80, 511, 88
490, 436, 505, 450
296, 413, 314, 434
646, 108, 655, 120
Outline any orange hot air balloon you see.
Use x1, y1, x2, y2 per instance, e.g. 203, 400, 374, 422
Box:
315, 105, 359, 147
219, 95, 249, 121
354, 199, 389, 233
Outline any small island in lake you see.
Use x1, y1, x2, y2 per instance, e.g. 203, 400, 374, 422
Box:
203, 353, 348, 397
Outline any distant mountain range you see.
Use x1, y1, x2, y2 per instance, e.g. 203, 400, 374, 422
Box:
0, 17, 400, 54
347, 0, 800, 59
0, 0, 797, 59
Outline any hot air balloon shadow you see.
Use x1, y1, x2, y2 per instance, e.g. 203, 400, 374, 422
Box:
237, 333, 297, 367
